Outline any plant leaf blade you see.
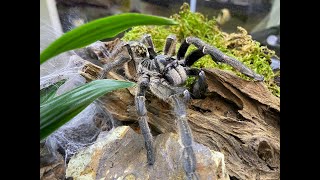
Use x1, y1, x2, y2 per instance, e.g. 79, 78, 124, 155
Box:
40, 13, 177, 64
40, 79, 135, 140
40, 79, 66, 104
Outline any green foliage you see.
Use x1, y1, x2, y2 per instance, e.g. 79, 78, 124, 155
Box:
40, 13, 178, 64
185, 76, 197, 89
123, 3, 280, 97
40, 79, 135, 140
40, 80, 66, 104
40, 13, 177, 140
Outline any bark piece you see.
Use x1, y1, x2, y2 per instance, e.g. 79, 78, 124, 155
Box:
98, 68, 280, 180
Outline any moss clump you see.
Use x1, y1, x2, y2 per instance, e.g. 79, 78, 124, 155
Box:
122, 3, 280, 97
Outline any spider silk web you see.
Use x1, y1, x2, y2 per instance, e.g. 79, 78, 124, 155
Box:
40, 17, 114, 164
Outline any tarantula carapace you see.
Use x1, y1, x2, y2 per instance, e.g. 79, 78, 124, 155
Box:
88, 34, 264, 179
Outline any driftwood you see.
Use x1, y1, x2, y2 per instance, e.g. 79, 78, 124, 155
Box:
95, 67, 280, 180
75, 38, 280, 179
40, 33, 279, 179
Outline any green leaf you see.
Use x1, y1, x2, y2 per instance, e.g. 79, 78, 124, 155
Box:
40, 79, 135, 140
40, 79, 66, 105
40, 13, 178, 64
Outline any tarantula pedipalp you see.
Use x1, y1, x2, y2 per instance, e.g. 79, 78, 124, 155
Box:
89, 34, 264, 179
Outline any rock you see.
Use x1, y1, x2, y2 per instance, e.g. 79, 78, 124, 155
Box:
66, 126, 229, 180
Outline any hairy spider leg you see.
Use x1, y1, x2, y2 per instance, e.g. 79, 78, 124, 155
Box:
148, 77, 198, 179
100, 43, 134, 78
185, 68, 208, 99
141, 34, 157, 58
177, 37, 264, 81
135, 74, 155, 165
98, 41, 155, 164
170, 95, 198, 180
163, 34, 177, 56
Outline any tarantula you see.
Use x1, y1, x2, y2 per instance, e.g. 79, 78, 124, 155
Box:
87, 34, 264, 179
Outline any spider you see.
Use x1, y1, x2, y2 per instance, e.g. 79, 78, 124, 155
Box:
87, 34, 264, 179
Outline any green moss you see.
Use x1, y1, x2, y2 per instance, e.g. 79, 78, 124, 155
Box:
185, 76, 197, 89
122, 3, 280, 97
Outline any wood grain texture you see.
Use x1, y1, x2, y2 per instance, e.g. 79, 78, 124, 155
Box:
96, 67, 279, 180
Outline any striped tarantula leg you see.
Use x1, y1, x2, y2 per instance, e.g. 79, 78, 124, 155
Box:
184, 49, 206, 67
149, 81, 196, 178
170, 94, 198, 180
135, 74, 155, 165
164, 34, 177, 56
177, 38, 191, 60
180, 37, 264, 81
186, 68, 208, 99
100, 43, 134, 78
141, 34, 157, 58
